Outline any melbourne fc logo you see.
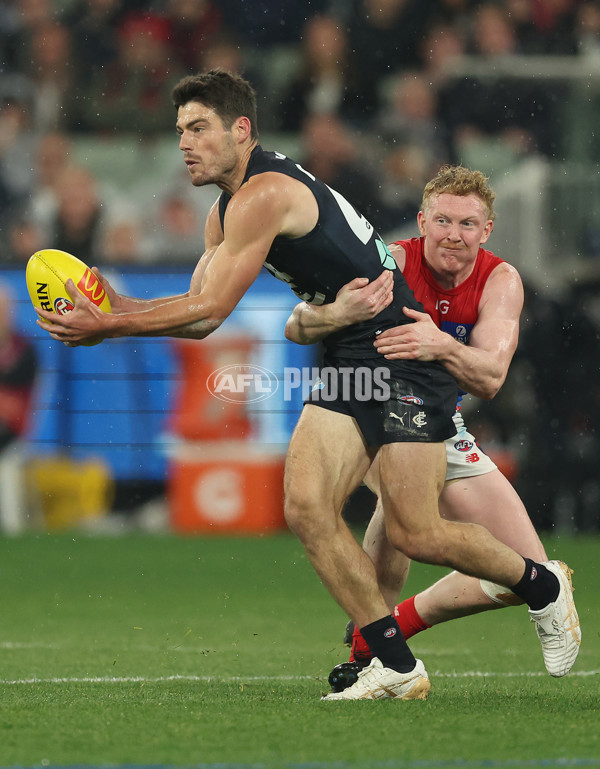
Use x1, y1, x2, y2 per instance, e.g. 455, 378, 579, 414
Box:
398, 395, 424, 405
54, 297, 74, 315
454, 439, 473, 452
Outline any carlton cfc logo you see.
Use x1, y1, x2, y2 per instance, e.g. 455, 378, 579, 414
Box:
454, 439, 474, 452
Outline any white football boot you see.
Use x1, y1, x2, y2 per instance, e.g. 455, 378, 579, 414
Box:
529, 560, 581, 677
321, 657, 430, 701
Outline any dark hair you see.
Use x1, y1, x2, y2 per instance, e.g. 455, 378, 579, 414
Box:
172, 69, 258, 140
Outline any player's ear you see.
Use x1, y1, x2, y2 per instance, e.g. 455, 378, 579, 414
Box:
234, 116, 252, 143
480, 219, 494, 244
417, 210, 426, 236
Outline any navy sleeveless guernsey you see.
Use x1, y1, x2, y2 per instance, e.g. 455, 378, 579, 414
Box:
218, 146, 428, 362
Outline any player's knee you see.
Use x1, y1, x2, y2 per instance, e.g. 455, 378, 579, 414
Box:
283, 495, 306, 535
284, 487, 320, 541
399, 535, 436, 563
386, 525, 445, 565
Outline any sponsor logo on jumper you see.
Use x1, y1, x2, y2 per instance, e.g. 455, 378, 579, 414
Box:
465, 453, 480, 463
441, 321, 474, 344
437, 299, 450, 314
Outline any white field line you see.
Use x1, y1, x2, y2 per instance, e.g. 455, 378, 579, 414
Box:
0, 670, 597, 686
0, 642, 60, 649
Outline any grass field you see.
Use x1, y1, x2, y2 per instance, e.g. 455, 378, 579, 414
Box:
0, 531, 598, 769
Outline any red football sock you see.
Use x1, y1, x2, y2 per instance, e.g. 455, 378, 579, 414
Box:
393, 596, 431, 640
349, 624, 373, 663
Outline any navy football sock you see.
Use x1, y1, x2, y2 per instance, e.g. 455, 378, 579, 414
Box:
359, 615, 416, 673
511, 558, 560, 611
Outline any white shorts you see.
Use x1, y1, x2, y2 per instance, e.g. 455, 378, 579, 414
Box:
445, 411, 497, 481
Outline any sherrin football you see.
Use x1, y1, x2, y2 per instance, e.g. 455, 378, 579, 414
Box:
26, 248, 111, 346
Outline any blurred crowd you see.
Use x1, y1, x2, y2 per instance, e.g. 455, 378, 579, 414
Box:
2, 0, 600, 531
2, 0, 600, 265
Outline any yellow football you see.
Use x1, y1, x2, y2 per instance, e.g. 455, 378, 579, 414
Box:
26, 248, 111, 346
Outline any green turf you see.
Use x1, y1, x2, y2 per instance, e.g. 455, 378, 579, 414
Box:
0, 532, 598, 768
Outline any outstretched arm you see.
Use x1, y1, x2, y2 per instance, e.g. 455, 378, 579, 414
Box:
374, 263, 524, 399
89, 249, 213, 315
88, 257, 213, 315
35, 182, 285, 345
285, 270, 395, 344
85, 244, 219, 333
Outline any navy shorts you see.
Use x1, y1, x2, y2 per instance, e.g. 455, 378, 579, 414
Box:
304, 356, 457, 447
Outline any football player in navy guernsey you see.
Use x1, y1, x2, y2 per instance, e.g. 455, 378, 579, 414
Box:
285, 165, 580, 690
37, 71, 579, 700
